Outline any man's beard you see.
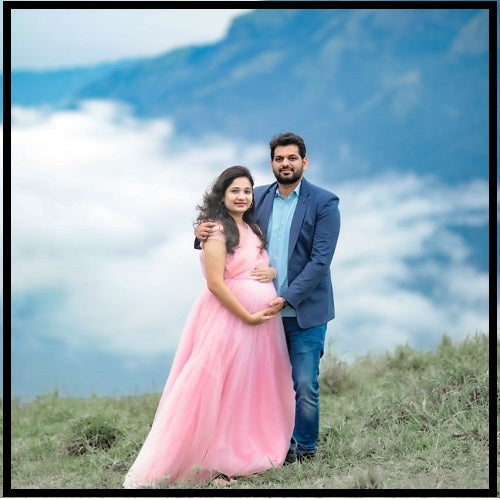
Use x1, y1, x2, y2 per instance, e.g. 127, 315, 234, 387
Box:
275, 168, 303, 185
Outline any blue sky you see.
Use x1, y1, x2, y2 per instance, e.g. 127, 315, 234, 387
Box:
10, 7, 254, 70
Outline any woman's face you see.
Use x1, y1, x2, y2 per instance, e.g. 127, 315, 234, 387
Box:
223, 176, 253, 217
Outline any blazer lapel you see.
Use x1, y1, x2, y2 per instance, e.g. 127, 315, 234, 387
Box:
288, 179, 310, 260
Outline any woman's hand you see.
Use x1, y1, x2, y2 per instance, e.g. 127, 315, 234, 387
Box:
250, 266, 277, 283
195, 220, 218, 241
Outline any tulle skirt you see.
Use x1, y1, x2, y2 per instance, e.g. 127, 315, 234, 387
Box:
123, 277, 295, 488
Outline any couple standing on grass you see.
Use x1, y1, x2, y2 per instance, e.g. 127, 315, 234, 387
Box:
123, 132, 341, 488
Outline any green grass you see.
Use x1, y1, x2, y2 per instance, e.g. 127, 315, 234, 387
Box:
7, 332, 491, 491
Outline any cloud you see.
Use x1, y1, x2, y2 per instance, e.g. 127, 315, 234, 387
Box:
11, 101, 489, 366
12, 100, 269, 355
329, 173, 489, 360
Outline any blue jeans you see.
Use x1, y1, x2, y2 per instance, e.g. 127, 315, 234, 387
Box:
282, 317, 327, 455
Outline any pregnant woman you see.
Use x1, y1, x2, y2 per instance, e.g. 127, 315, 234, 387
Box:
123, 166, 295, 488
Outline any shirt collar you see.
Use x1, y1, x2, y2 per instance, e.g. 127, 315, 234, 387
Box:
274, 181, 302, 200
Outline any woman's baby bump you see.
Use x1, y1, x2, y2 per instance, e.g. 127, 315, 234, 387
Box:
226, 276, 277, 313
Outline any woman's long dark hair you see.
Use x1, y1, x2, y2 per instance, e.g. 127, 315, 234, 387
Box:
196, 166, 266, 254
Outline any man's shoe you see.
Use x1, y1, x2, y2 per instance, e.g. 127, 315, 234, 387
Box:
296, 451, 316, 462
284, 450, 316, 465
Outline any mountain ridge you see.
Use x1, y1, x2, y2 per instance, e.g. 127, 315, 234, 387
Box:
10, 8, 489, 184
73, 8, 488, 184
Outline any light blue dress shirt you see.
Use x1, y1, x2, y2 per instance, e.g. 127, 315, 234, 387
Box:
266, 182, 301, 317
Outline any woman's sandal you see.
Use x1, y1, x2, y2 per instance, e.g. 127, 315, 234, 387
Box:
211, 473, 237, 487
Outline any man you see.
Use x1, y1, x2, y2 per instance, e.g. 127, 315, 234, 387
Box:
196, 132, 340, 462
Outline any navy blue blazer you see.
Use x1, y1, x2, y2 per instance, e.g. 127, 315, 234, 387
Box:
253, 178, 340, 329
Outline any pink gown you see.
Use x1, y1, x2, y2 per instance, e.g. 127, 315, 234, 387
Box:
123, 225, 295, 488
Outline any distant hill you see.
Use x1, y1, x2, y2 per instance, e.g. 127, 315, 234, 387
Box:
10, 8, 489, 185
73, 8, 489, 184
9, 59, 139, 109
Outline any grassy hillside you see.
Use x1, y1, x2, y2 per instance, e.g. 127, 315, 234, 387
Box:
8, 332, 491, 491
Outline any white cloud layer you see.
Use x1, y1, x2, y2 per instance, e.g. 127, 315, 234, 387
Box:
11, 101, 489, 363
11, 101, 269, 355
330, 174, 489, 360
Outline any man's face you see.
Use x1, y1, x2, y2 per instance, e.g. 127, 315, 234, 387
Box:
271, 145, 308, 185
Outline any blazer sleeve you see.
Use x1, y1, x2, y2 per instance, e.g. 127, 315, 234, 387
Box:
282, 193, 340, 308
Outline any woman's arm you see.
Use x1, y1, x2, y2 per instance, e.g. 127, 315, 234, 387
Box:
203, 239, 276, 325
